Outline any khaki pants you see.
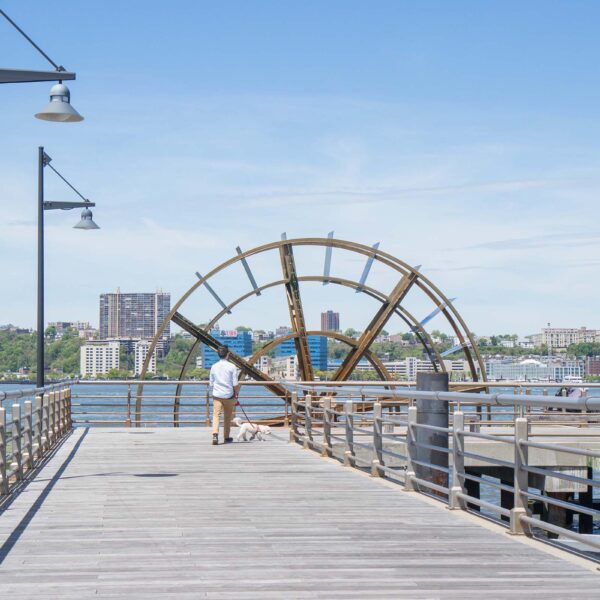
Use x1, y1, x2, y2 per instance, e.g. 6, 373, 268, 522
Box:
212, 396, 236, 438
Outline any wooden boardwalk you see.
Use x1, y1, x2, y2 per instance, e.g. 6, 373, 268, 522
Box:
0, 428, 598, 599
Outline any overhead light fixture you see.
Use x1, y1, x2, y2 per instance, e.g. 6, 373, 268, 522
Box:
35, 82, 83, 122
73, 206, 100, 230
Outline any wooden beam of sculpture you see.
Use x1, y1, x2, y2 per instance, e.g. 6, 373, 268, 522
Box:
171, 312, 289, 400
279, 243, 314, 381
333, 270, 419, 381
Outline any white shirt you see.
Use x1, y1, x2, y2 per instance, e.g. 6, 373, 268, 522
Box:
209, 359, 239, 399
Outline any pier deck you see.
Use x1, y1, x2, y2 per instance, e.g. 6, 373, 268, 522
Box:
0, 428, 598, 598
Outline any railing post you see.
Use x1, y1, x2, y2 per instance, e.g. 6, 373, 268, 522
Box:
405, 405, 417, 491
58, 389, 65, 437
0, 408, 8, 495
303, 395, 312, 449
284, 394, 289, 428
343, 402, 354, 466
11, 404, 23, 481
371, 402, 383, 477
205, 386, 210, 426
449, 410, 466, 509
48, 391, 56, 445
41, 392, 50, 453
322, 397, 332, 457
126, 384, 132, 427
511, 415, 530, 535
66, 386, 72, 429
23, 400, 33, 471
34, 394, 43, 460
289, 392, 298, 443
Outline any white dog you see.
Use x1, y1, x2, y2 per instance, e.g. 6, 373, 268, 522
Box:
233, 417, 272, 441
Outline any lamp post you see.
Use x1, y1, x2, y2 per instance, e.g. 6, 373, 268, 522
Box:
37, 147, 99, 387
0, 9, 83, 121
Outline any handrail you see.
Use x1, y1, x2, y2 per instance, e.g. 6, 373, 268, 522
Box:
0, 384, 72, 497
289, 385, 600, 562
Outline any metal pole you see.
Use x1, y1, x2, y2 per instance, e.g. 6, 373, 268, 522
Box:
37, 146, 45, 388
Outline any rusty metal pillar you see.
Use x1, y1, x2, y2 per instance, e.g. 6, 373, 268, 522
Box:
415, 372, 449, 495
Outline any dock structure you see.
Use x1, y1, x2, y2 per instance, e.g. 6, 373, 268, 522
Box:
0, 427, 598, 598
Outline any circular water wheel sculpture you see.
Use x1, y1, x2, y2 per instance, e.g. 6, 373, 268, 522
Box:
136, 236, 485, 426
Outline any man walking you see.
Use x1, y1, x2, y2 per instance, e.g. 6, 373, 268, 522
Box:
209, 345, 240, 445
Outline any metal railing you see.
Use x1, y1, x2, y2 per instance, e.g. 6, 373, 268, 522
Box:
0, 383, 72, 496
72, 380, 288, 427
289, 384, 600, 560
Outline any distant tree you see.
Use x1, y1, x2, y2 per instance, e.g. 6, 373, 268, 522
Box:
344, 328, 359, 338
236, 326, 252, 332
567, 342, 600, 358
45, 325, 57, 339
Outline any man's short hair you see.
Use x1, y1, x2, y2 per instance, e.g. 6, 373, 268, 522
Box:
217, 346, 229, 359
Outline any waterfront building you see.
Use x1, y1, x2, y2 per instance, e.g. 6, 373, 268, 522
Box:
268, 355, 298, 380
320, 310, 340, 332
254, 355, 271, 375
252, 329, 275, 343
274, 335, 328, 371
325, 356, 467, 380
99, 289, 170, 340
48, 321, 92, 335
201, 328, 253, 369
80, 341, 120, 377
483, 358, 584, 381
527, 327, 599, 349
586, 356, 600, 377
275, 325, 292, 338
134, 340, 156, 375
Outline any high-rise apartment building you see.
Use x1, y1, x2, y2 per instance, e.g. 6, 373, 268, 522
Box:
80, 341, 120, 376
321, 310, 340, 332
99, 290, 170, 340
134, 340, 156, 375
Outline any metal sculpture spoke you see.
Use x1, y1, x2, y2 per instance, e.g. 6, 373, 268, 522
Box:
279, 237, 314, 381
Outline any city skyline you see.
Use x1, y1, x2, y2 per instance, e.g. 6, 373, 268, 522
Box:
3, 2, 600, 335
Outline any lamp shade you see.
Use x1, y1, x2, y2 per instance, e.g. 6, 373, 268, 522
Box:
35, 83, 84, 122
73, 207, 99, 230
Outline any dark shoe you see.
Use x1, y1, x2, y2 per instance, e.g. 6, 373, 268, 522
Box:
212, 434, 218, 446
224, 437, 233, 444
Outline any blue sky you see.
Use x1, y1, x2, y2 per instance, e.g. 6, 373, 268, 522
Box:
2, 1, 600, 336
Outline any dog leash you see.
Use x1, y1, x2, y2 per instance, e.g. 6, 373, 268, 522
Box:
235, 397, 261, 437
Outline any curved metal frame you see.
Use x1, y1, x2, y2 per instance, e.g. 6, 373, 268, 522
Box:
137, 237, 486, 425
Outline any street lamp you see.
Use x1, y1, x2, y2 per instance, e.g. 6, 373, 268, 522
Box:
37, 147, 99, 387
0, 9, 83, 121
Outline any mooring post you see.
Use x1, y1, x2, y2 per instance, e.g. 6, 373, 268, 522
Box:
415, 373, 449, 493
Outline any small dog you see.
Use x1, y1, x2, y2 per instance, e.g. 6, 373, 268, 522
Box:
233, 417, 272, 441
